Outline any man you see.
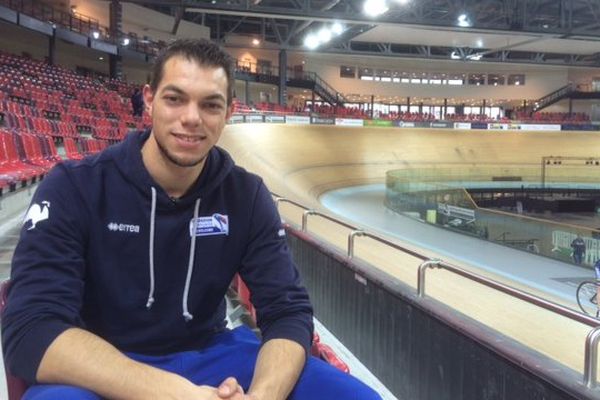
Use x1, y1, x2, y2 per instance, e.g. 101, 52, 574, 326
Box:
2, 39, 381, 400
130, 87, 144, 116
571, 235, 586, 265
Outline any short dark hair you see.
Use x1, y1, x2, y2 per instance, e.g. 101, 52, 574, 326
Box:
151, 39, 235, 105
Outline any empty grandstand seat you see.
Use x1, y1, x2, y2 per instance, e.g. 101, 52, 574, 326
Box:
1, 280, 29, 400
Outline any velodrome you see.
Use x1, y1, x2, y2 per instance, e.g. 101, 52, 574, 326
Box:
220, 123, 600, 377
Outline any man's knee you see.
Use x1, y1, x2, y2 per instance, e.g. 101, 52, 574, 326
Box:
23, 385, 101, 400
291, 357, 382, 400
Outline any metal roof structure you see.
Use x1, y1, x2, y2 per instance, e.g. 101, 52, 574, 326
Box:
128, 0, 600, 67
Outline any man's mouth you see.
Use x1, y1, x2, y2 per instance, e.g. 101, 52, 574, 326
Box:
172, 133, 205, 143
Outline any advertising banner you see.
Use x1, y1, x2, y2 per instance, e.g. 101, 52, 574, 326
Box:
285, 115, 311, 125
414, 122, 430, 128
335, 118, 364, 126
454, 122, 471, 130
519, 124, 561, 131
246, 115, 264, 123
561, 124, 600, 131
228, 115, 244, 124
429, 121, 453, 128
471, 122, 488, 130
265, 115, 285, 123
488, 123, 508, 130
364, 120, 393, 127
311, 117, 335, 125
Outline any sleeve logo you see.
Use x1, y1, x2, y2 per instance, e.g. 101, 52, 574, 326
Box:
23, 201, 50, 230
190, 213, 229, 237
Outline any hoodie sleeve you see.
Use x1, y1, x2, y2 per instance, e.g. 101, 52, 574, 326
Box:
1, 164, 89, 384
238, 181, 314, 356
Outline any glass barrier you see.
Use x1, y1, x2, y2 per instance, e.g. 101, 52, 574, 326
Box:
386, 165, 600, 268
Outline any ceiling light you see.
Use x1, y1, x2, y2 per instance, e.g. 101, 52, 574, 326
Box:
457, 14, 471, 27
318, 28, 332, 43
304, 34, 319, 49
476, 39, 483, 47
92, 31, 100, 40
252, 38, 260, 46
122, 38, 130, 46
364, 0, 389, 17
331, 22, 344, 35
450, 51, 461, 60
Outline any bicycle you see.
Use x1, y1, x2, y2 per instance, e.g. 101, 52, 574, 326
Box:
576, 280, 600, 317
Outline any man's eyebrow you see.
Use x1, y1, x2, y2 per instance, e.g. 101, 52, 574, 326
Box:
160, 85, 185, 95
204, 94, 227, 103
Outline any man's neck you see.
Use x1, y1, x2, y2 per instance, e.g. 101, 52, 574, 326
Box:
141, 134, 205, 199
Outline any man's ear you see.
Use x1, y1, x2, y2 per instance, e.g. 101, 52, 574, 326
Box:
142, 84, 154, 116
225, 103, 234, 120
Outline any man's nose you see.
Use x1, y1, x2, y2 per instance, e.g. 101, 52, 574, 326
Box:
181, 104, 201, 126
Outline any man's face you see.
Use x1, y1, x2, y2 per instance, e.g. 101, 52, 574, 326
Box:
143, 56, 232, 169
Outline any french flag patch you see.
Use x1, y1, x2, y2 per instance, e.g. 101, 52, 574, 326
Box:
190, 213, 229, 237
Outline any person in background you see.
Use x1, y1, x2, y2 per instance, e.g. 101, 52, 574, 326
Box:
131, 87, 144, 116
571, 235, 586, 265
2, 38, 381, 400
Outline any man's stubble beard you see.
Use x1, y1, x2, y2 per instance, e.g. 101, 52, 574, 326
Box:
155, 134, 207, 168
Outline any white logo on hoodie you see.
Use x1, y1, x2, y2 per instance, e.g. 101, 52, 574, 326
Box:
23, 201, 50, 230
107, 222, 140, 233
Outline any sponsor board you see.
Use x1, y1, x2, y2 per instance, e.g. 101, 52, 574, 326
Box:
311, 117, 335, 125
413, 122, 430, 128
488, 123, 508, 130
519, 124, 561, 131
364, 119, 393, 127
471, 122, 488, 130
228, 115, 244, 124
246, 115, 264, 123
561, 124, 600, 131
285, 115, 311, 125
335, 118, 364, 127
454, 122, 471, 130
429, 122, 453, 128
265, 115, 285, 123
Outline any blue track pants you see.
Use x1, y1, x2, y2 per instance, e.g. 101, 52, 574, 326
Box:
24, 326, 382, 400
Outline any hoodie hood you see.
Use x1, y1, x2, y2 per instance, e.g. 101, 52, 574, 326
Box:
110, 129, 235, 208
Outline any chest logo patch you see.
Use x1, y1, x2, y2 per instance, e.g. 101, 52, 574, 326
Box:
190, 213, 229, 237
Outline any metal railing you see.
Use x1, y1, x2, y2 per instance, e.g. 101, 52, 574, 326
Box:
273, 192, 600, 388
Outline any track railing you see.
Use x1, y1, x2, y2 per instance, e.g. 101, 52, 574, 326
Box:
273, 193, 600, 388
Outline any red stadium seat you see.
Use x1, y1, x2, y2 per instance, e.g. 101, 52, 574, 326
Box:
1, 280, 29, 400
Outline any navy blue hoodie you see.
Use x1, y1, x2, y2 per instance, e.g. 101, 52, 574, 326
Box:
2, 130, 314, 383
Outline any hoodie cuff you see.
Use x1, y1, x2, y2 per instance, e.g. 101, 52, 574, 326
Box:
6, 319, 72, 384
261, 317, 314, 360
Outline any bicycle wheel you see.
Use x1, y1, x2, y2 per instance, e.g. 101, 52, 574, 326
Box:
577, 280, 599, 316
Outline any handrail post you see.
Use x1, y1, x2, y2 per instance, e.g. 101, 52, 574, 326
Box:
347, 229, 365, 258
417, 259, 442, 297
273, 196, 284, 210
302, 210, 316, 232
583, 326, 600, 388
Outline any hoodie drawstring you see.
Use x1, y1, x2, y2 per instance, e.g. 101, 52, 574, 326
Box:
146, 187, 157, 309
145, 187, 201, 323
182, 198, 201, 321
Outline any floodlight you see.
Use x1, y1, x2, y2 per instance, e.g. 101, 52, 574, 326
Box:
92, 31, 100, 39
304, 34, 319, 49
457, 14, 471, 27
363, 0, 388, 17
318, 28, 332, 43
331, 22, 343, 35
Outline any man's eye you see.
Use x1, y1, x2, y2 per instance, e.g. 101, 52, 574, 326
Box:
206, 103, 223, 110
165, 96, 181, 103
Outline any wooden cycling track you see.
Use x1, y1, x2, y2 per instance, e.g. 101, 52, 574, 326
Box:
220, 123, 600, 379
